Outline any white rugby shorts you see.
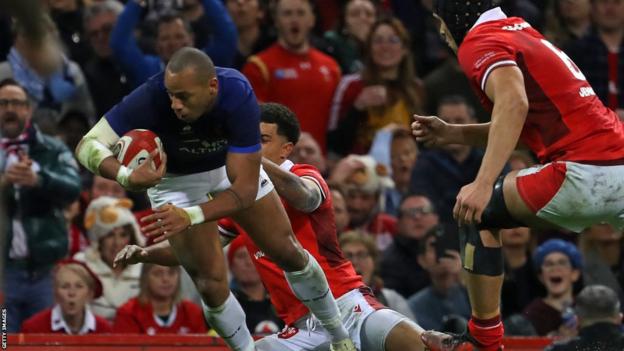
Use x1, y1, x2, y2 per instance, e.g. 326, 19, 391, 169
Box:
147, 165, 274, 208
255, 289, 410, 351
516, 161, 624, 232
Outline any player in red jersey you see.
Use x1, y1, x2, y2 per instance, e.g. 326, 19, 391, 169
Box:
412, 1, 624, 350
115, 103, 444, 351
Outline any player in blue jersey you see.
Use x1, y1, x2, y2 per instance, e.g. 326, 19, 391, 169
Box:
75, 47, 355, 351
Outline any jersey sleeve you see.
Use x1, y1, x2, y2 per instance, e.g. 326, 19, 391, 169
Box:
291, 164, 329, 206
104, 78, 160, 136
224, 77, 262, 153
458, 33, 518, 92
217, 218, 240, 239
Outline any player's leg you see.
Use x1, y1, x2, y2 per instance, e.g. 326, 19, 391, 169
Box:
167, 221, 254, 351
359, 309, 426, 351
444, 169, 554, 350
231, 189, 352, 348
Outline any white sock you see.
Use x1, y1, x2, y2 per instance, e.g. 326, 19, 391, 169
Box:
202, 292, 255, 351
284, 250, 349, 342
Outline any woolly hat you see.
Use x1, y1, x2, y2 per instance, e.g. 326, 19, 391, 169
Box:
533, 239, 583, 270
227, 236, 247, 268
343, 155, 394, 194
84, 196, 145, 247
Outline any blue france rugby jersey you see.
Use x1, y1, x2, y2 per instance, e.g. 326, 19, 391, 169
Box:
104, 67, 261, 174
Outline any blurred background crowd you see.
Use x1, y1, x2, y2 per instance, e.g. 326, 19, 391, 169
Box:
1, 0, 624, 348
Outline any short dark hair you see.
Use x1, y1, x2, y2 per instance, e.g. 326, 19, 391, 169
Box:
0, 78, 23, 91
438, 95, 475, 119
260, 103, 301, 144
166, 47, 215, 82
158, 11, 193, 35
575, 285, 620, 322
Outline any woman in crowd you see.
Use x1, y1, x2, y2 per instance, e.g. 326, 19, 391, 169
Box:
338, 230, 415, 320
544, 0, 591, 47
74, 196, 145, 321
328, 17, 425, 156
323, 0, 377, 74
113, 263, 207, 334
21, 259, 111, 334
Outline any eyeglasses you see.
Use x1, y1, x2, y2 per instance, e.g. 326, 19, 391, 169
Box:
371, 35, 402, 46
0, 99, 28, 109
401, 206, 434, 218
344, 251, 371, 261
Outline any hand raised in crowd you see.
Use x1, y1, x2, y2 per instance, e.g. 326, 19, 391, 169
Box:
113, 244, 148, 268
438, 250, 462, 276
4, 151, 38, 187
354, 85, 387, 110
127, 150, 167, 191
141, 204, 191, 243
328, 154, 366, 184
411, 114, 454, 148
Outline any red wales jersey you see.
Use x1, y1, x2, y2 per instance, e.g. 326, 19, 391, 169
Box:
220, 163, 364, 325
459, 16, 624, 164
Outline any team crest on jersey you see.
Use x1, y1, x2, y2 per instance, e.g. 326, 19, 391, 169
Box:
353, 304, 362, 313
278, 326, 299, 339
254, 250, 266, 260
275, 68, 299, 79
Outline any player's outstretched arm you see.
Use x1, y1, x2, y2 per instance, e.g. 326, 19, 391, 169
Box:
261, 158, 322, 213
412, 115, 491, 147
113, 241, 180, 267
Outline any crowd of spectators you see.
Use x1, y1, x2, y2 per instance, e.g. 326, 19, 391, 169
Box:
1, 0, 624, 347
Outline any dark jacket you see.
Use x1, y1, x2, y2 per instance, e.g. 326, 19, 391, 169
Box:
409, 149, 485, 224
3, 126, 81, 271
545, 322, 624, 351
379, 235, 430, 298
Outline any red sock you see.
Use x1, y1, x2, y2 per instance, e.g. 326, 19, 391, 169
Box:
468, 315, 504, 351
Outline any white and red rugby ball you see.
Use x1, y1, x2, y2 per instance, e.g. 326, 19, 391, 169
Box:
112, 129, 164, 170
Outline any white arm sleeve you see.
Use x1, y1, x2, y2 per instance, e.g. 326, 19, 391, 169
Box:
75, 117, 121, 174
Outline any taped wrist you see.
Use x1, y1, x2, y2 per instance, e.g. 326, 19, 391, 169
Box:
459, 224, 504, 276
76, 137, 114, 175
183, 205, 205, 225
115, 165, 133, 189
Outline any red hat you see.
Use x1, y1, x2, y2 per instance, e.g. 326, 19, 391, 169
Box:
55, 258, 104, 299
227, 236, 247, 268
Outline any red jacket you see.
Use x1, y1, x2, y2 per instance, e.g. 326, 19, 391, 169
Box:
21, 307, 112, 334
113, 298, 207, 334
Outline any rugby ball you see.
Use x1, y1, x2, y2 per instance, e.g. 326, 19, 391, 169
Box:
112, 129, 164, 170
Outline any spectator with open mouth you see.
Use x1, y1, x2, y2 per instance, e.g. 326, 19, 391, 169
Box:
524, 239, 584, 336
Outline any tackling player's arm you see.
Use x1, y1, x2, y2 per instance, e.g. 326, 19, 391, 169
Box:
476, 65, 528, 185
261, 158, 323, 213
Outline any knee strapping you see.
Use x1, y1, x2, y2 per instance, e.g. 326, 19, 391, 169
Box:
477, 175, 525, 230
459, 225, 504, 276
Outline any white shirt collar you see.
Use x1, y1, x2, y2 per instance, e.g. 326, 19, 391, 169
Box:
153, 304, 178, 327
471, 7, 507, 30
279, 159, 294, 171
51, 304, 97, 335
